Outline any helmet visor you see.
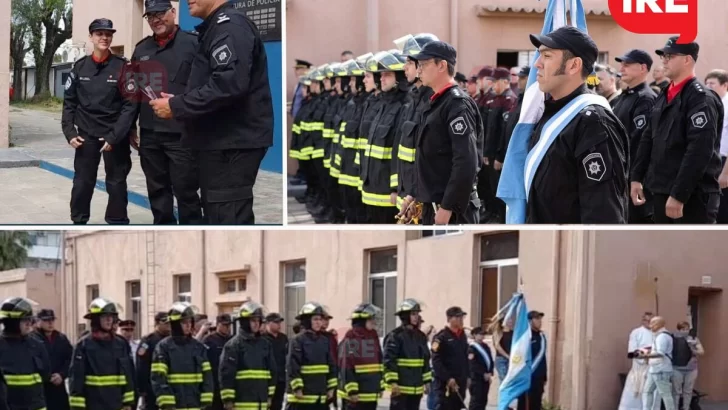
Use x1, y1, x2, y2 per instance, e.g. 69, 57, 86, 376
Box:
397, 298, 426, 313
393, 34, 415, 53
367, 51, 405, 72
340, 59, 365, 76
90, 298, 124, 315
0, 298, 40, 319
239, 301, 268, 318
169, 302, 200, 320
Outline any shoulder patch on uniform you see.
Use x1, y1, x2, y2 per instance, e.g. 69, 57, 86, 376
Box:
431, 341, 440, 352
217, 13, 230, 24
137, 345, 147, 356
64, 76, 73, 91
503, 112, 510, 121
468, 353, 475, 360
212, 44, 233, 66
450, 116, 468, 135
582, 152, 606, 182
633, 114, 646, 130
691, 112, 707, 128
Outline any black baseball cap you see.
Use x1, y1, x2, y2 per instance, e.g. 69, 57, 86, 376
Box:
471, 326, 486, 335
655, 36, 699, 61
216, 314, 232, 325
615, 49, 654, 70
37, 309, 55, 321
144, 0, 172, 16
118, 319, 136, 327
529, 26, 599, 72
455, 72, 468, 83
518, 66, 531, 77
446, 306, 467, 318
154, 312, 169, 324
265, 313, 284, 323
527, 311, 545, 320
88, 18, 116, 34
408, 41, 457, 66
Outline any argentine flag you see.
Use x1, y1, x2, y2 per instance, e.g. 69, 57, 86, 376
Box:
497, 293, 532, 410
496, 0, 590, 224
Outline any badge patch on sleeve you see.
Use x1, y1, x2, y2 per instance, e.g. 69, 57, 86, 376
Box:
691, 112, 707, 129
212, 44, 233, 67
449, 117, 468, 135
633, 114, 646, 130
582, 152, 606, 182
64, 76, 72, 91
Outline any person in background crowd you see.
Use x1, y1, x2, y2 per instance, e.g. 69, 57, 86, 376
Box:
467, 327, 494, 410
466, 76, 479, 100
455, 72, 468, 90
672, 322, 704, 410
618, 312, 656, 410
595, 64, 623, 107
487, 318, 511, 382
431, 307, 468, 410
341, 50, 354, 62
193, 313, 211, 341
704, 69, 728, 223
502, 66, 530, 171
117, 319, 139, 363
516, 311, 547, 410
33, 309, 73, 410
639, 316, 675, 410
263, 313, 288, 410
292, 59, 314, 118
137, 312, 170, 410
320, 308, 339, 409
202, 314, 233, 410
510, 66, 521, 93
650, 65, 669, 94
292, 321, 302, 335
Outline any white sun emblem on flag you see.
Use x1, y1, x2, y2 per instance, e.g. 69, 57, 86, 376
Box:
588, 161, 601, 175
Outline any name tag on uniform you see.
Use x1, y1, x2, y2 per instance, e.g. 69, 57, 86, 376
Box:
80, 77, 90, 81
140, 56, 150, 61
107, 79, 118, 83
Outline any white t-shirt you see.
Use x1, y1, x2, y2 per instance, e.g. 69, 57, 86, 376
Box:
720, 93, 728, 157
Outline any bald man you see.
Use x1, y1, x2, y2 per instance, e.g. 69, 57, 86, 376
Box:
640, 317, 676, 410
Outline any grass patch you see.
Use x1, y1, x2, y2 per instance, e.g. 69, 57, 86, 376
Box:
10, 97, 63, 113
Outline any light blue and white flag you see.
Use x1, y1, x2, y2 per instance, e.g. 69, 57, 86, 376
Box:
496, 293, 532, 410
496, 0, 590, 224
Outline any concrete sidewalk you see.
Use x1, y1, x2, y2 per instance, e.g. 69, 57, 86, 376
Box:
3, 108, 283, 224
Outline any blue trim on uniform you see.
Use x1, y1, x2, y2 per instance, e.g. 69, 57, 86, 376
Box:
178, 0, 283, 174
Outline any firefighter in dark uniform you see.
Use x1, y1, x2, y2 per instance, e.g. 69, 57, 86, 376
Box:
483, 67, 518, 224
290, 72, 315, 203
383, 299, 431, 410
69, 298, 136, 410
393, 33, 438, 220
262, 313, 288, 410
466, 327, 493, 410
32, 309, 73, 410
338, 303, 384, 410
0, 369, 8, 410
128, 0, 202, 225
320, 308, 339, 410
137, 312, 171, 410
61, 18, 137, 225
430, 307, 468, 410
612, 49, 658, 224
151, 302, 213, 410
202, 314, 233, 410
150, 1, 274, 225
525, 26, 629, 223
407, 41, 483, 225
219, 302, 277, 410
286, 302, 337, 410
306, 65, 335, 221
360, 50, 411, 224
0, 298, 50, 410
631, 37, 724, 224
325, 63, 355, 223
517, 312, 547, 410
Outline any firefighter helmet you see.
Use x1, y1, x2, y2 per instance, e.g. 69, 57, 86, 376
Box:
167, 302, 198, 322
395, 33, 440, 57
350, 303, 382, 320
0, 297, 37, 320
395, 298, 424, 314
237, 300, 266, 320
295, 301, 327, 320
84, 298, 122, 319
366, 51, 406, 73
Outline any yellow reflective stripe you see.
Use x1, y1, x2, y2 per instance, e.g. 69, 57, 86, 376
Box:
5, 373, 42, 385
383, 372, 399, 382
390, 174, 398, 188
157, 394, 176, 405
362, 191, 396, 207
335, 154, 342, 166
340, 122, 347, 132
422, 371, 433, 382
397, 385, 425, 395
69, 396, 86, 408
236, 370, 272, 379
312, 149, 325, 159
201, 392, 213, 403
0, 310, 28, 318
268, 385, 275, 395
85, 375, 126, 386
151, 363, 168, 374
289, 149, 302, 159
290, 377, 304, 389
329, 167, 341, 178
300, 365, 329, 374
397, 145, 415, 162
327, 378, 337, 388
221, 389, 236, 400
357, 393, 379, 402
366, 145, 393, 159
292, 125, 301, 134
341, 136, 357, 148
323, 160, 331, 168
354, 364, 383, 374
286, 394, 325, 404
301, 147, 314, 154
396, 196, 404, 210
356, 138, 369, 150
338, 174, 360, 187
234, 404, 269, 410
201, 361, 211, 372
333, 134, 340, 143
354, 152, 360, 165
396, 359, 425, 367
344, 382, 359, 393
123, 391, 134, 403
168, 373, 203, 383
323, 129, 334, 139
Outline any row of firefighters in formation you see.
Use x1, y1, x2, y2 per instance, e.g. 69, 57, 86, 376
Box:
290, 32, 513, 224
0, 297, 504, 410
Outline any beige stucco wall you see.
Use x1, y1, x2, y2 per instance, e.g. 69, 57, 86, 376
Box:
286, 0, 728, 100
0, 268, 64, 328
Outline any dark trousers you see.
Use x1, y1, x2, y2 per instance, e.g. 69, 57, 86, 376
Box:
270, 382, 285, 410
139, 130, 203, 225
467, 380, 490, 410
653, 193, 720, 224
390, 394, 423, 410
140, 393, 159, 410
366, 205, 398, 224
71, 136, 132, 224
421, 192, 480, 225
286, 402, 329, 410
436, 386, 466, 410
341, 185, 367, 224
484, 163, 505, 220
313, 160, 329, 206
516, 380, 544, 410
45, 383, 70, 410
344, 400, 376, 410
718, 156, 728, 224
326, 174, 344, 222
198, 148, 266, 225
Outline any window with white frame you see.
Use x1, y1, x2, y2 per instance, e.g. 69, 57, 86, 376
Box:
368, 249, 398, 337
127, 280, 142, 340
174, 274, 192, 303
284, 261, 306, 336
422, 228, 464, 238
478, 233, 519, 329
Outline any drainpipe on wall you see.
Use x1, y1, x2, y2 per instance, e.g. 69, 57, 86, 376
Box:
201, 231, 207, 312
450, 0, 459, 53
259, 231, 265, 305
73, 236, 79, 340
547, 231, 561, 401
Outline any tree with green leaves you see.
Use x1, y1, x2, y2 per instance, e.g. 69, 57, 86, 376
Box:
10, 0, 32, 102
0, 232, 33, 271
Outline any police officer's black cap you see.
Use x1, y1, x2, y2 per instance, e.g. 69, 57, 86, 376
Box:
37, 309, 55, 321
295, 59, 313, 69
408, 41, 457, 66
445, 306, 467, 318
527, 311, 545, 320
529, 26, 598, 71
216, 314, 232, 325
518, 66, 531, 77
118, 319, 136, 327
154, 311, 169, 323
615, 49, 653, 70
454, 72, 468, 83
88, 18, 116, 34
265, 313, 284, 323
144, 0, 173, 16
471, 326, 486, 335
655, 37, 699, 61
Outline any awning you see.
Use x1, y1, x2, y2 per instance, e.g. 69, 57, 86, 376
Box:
475, 4, 611, 18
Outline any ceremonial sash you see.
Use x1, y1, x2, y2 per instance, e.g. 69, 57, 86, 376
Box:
531, 333, 547, 370
470, 342, 493, 373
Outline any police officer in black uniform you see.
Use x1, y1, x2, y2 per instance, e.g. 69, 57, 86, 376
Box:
466, 327, 493, 410
129, 0, 202, 225
263, 313, 288, 410
631, 37, 724, 224
137, 312, 170, 410
202, 314, 233, 410
612, 49, 658, 224
150, 0, 274, 225
33, 309, 73, 410
430, 307, 468, 410
503, 66, 530, 159
406, 41, 483, 225
525, 26, 629, 223
517, 312, 547, 410
62, 18, 137, 225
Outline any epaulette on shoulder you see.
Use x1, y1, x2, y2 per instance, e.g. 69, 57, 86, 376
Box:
182, 29, 199, 36
578, 105, 601, 120
112, 54, 128, 63
692, 81, 706, 94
